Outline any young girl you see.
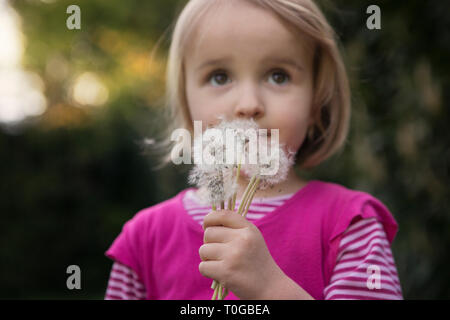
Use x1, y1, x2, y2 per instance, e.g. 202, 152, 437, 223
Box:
104, 0, 403, 300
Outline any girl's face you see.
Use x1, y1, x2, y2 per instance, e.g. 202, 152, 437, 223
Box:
184, 1, 315, 155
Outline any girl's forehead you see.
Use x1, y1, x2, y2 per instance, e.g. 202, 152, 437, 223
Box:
184, 1, 314, 68
193, 5, 296, 47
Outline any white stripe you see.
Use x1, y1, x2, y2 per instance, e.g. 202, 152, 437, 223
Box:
109, 273, 146, 292
340, 223, 384, 247
196, 202, 284, 209
106, 287, 143, 300
325, 278, 402, 296
188, 206, 275, 214
109, 271, 145, 290
339, 229, 387, 251
338, 245, 395, 266
112, 263, 141, 280
106, 288, 128, 299
330, 269, 402, 289
328, 272, 402, 292
184, 203, 210, 210
330, 268, 400, 286
183, 198, 210, 208
186, 208, 210, 215
335, 252, 397, 272
187, 189, 292, 202
186, 189, 292, 205
194, 212, 267, 223
337, 240, 393, 262
333, 259, 399, 276
325, 288, 402, 300
324, 279, 401, 297
256, 193, 294, 201
333, 251, 398, 277
106, 286, 142, 300
251, 199, 288, 205
255, 200, 287, 206
337, 236, 390, 261
243, 213, 267, 219
328, 268, 402, 294
242, 205, 276, 212
343, 217, 378, 235
108, 276, 145, 293
332, 262, 399, 281
107, 279, 146, 298
191, 215, 206, 221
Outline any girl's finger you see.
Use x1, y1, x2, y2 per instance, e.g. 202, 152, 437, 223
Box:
203, 226, 235, 244
203, 210, 248, 230
198, 260, 225, 282
198, 243, 225, 261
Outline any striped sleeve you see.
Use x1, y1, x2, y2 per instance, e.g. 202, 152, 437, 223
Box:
182, 189, 293, 226
105, 261, 147, 300
324, 217, 403, 300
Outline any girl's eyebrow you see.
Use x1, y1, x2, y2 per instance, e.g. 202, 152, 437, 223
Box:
196, 56, 304, 72
196, 57, 232, 71
262, 57, 305, 72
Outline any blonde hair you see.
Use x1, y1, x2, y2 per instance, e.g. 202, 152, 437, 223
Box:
150, 0, 350, 170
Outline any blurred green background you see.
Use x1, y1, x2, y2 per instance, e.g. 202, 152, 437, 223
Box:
0, 0, 448, 299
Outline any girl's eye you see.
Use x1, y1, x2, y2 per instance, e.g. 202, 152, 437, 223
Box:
269, 70, 290, 85
208, 71, 230, 86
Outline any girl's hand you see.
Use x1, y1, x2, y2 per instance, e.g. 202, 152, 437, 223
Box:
198, 209, 285, 300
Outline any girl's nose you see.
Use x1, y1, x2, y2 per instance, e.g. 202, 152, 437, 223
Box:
233, 83, 265, 119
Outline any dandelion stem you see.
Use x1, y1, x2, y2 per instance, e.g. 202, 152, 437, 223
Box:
212, 283, 219, 300
218, 283, 223, 300
232, 163, 241, 211
223, 287, 229, 299
212, 287, 218, 300
243, 177, 260, 218
237, 175, 256, 215
210, 202, 219, 298
240, 177, 257, 217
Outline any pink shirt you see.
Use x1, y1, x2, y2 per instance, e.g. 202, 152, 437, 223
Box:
105, 180, 402, 299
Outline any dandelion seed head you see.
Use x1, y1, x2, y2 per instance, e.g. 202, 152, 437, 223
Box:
189, 118, 247, 205
241, 142, 294, 190
259, 145, 294, 189
188, 117, 295, 203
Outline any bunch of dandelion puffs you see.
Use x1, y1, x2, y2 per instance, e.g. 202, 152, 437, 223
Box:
188, 117, 294, 300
